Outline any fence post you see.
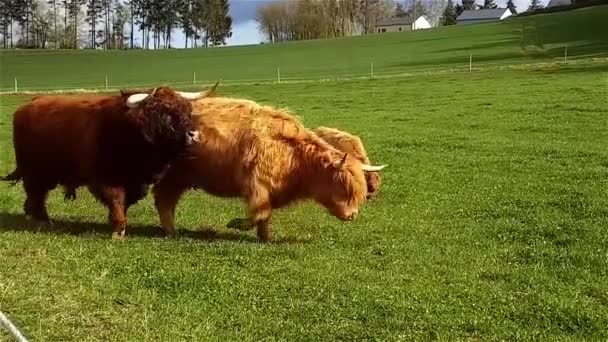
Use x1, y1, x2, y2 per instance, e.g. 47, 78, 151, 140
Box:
277, 67, 281, 84
14, 78, 17, 93
105, 75, 108, 90
469, 54, 472, 72
564, 44, 568, 62
193, 71, 196, 84
370, 62, 374, 79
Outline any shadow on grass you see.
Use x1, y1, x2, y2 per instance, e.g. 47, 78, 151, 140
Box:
0, 213, 310, 245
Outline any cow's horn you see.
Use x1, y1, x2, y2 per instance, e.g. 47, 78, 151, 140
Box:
361, 164, 387, 172
126, 87, 158, 108
338, 153, 348, 168
126, 93, 150, 108
177, 80, 221, 100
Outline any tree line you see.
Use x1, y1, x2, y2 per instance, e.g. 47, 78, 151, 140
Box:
255, 0, 452, 43
255, 0, 594, 43
0, 0, 232, 49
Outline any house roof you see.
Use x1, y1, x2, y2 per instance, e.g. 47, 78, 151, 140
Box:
547, 0, 571, 7
376, 16, 416, 26
456, 9, 509, 21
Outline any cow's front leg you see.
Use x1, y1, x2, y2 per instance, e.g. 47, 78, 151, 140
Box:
108, 187, 128, 240
247, 185, 272, 242
88, 184, 128, 239
255, 218, 271, 243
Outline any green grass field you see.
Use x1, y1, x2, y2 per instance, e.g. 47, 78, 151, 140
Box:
1, 59, 607, 341
1, 5, 608, 91
1, 6, 608, 341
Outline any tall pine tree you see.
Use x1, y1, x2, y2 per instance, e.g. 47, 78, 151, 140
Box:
455, 3, 464, 15
86, 0, 103, 48
506, 0, 517, 13
395, 2, 407, 17
206, 0, 231, 46
483, 0, 498, 9
527, 0, 543, 11
441, 0, 457, 25
462, 0, 476, 10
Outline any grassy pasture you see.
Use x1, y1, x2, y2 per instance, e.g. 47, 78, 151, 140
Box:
1, 5, 608, 91
0, 59, 607, 340
1, 6, 608, 340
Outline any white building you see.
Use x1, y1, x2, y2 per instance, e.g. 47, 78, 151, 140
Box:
375, 16, 432, 33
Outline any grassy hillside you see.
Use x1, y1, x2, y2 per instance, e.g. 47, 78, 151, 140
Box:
1, 5, 607, 91
1, 60, 607, 340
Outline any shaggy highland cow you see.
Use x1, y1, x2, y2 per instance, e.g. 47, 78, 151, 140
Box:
2, 82, 218, 239
313, 126, 383, 200
152, 97, 386, 242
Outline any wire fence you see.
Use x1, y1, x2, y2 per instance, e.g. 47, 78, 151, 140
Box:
2, 50, 607, 95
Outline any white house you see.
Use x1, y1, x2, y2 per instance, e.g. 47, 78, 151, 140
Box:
375, 16, 431, 33
456, 8, 513, 25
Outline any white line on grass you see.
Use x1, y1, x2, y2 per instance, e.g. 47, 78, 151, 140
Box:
0, 311, 29, 342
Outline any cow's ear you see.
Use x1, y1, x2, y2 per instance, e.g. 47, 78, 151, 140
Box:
331, 153, 348, 170
319, 152, 334, 169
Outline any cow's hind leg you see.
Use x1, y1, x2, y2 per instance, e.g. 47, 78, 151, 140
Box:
124, 184, 149, 214
153, 182, 186, 237
246, 185, 273, 242
23, 177, 54, 224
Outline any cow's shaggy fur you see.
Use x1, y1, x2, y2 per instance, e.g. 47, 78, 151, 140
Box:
152, 97, 371, 242
2, 86, 201, 239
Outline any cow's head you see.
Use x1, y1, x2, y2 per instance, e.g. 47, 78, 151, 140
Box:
311, 149, 387, 221
364, 170, 382, 200
349, 152, 383, 200
124, 82, 219, 151
313, 127, 385, 201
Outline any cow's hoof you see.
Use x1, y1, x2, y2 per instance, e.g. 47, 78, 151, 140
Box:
257, 236, 272, 243
226, 218, 254, 231
111, 231, 127, 240
26, 215, 53, 227
164, 231, 179, 239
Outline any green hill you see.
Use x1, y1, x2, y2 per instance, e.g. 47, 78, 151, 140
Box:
1, 5, 607, 92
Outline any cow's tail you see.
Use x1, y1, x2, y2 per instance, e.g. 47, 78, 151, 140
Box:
1, 169, 22, 185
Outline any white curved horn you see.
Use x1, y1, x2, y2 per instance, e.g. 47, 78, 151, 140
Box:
361, 164, 387, 172
126, 93, 150, 108
176, 80, 220, 100
126, 87, 158, 108
176, 91, 205, 100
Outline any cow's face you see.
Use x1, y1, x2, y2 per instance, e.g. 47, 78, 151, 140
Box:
125, 82, 219, 151
126, 87, 200, 153
314, 153, 368, 222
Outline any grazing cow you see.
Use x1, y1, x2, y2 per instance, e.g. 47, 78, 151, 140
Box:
152, 97, 387, 242
2, 83, 218, 239
313, 126, 384, 200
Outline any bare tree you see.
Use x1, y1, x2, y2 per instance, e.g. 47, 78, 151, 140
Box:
357, 0, 395, 34
426, 0, 447, 26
